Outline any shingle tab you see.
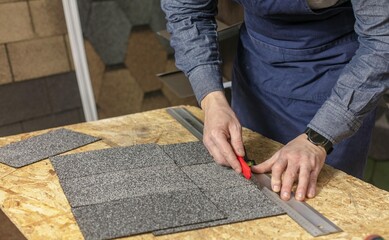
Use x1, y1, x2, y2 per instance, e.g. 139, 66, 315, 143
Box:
60, 165, 197, 207
76, 0, 92, 32
0, 128, 100, 168
161, 141, 214, 166
51, 141, 284, 239
181, 163, 252, 190
51, 144, 173, 180
154, 184, 284, 235
72, 188, 227, 240
150, 0, 167, 32
86, 1, 131, 65
117, 0, 153, 26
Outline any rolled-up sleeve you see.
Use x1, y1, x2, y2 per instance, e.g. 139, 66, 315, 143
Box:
161, 0, 223, 103
309, 0, 389, 144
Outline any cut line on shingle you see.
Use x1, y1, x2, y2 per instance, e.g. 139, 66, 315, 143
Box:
160, 141, 214, 166
0, 128, 100, 168
59, 164, 198, 208
49, 140, 283, 238
72, 188, 227, 240
153, 184, 285, 235
50, 143, 174, 180
181, 162, 253, 190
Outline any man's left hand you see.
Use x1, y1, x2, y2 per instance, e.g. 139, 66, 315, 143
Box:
251, 134, 327, 201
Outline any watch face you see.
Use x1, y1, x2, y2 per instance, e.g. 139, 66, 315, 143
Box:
308, 130, 328, 145
305, 128, 333, 154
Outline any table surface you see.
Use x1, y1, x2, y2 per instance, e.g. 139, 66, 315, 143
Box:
0, 106, 388, 240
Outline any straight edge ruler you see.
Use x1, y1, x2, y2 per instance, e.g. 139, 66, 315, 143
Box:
166, 107, 342, 237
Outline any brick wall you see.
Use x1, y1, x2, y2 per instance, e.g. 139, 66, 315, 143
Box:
0, 0, 244, 137
0, 0, 83, 137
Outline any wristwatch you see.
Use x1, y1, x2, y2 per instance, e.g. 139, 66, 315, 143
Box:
304, 128, 333, 154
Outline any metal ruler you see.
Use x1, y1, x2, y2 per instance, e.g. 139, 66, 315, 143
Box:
166, 107, 342, 237
251, 174, 342, 237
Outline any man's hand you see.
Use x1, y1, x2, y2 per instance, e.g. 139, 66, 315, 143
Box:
251, 134, 327, 201
201, 91, 245, 173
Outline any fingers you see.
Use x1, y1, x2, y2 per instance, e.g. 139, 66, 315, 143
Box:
251, 136, 326, 201
269, 156, 286, 194
205, 129, 324, 201
251, 152, 286, 193
204, 139, 229, 166
306, 169, 320, 198
203, 130, 242, 173
279, 164, 298, 201
229, 122, 245, 157
218, 137, 242, 173
279, 163, 322, 201
251, 152, 279, 174
201, 96, 244, 173
295, 167, 311, 201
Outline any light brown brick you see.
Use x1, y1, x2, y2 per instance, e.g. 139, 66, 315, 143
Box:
0, 2, 34, 44
0, 45, 12, 85
29, 0, 67, 37
8, 36, 70, 81
125, 27, 167, 93
84, 40, 105, 101
98, 68, 144, 119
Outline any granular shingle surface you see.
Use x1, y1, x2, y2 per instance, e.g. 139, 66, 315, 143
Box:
0, 128, 100, 168
50, 144, 173, 180
51, 141, 284, 239
60, 165, 197, 207
72, 188, 227, 240
181, 163, 252, 190
161, 141, 214, 166
153, 184, 284, 235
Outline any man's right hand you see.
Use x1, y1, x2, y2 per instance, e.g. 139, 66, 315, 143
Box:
201, 91, 245, 173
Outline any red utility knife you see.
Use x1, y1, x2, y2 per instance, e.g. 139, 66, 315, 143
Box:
237, 155, 252, 179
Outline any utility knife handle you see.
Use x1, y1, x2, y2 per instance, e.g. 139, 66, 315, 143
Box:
237, 156, 252, 179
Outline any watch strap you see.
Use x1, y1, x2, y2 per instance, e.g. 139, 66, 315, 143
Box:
304, 128, 333, 154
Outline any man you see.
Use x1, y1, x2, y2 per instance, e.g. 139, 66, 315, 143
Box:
161, 0, 389, 201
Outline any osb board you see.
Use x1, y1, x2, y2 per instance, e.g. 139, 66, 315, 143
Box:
0, 106, 388, 240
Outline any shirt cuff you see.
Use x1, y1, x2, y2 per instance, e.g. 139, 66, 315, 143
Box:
188, 65, 224, 104
308, 100, 362, 144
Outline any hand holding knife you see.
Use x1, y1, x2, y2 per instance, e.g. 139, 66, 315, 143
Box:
236, 148, 255, 179
237, 155, 252, 179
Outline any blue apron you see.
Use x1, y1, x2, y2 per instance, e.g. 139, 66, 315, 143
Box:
231, 0, 376, 178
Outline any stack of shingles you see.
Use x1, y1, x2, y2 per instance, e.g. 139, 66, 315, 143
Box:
50, 141, 284, 239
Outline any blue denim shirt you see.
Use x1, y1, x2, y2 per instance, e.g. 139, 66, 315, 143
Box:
161, 0, 389, 144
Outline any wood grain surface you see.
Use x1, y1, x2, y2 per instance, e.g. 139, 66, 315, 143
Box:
0, 106, 388, 240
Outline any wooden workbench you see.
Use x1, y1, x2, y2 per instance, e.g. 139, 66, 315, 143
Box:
0, 106, 388, 240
